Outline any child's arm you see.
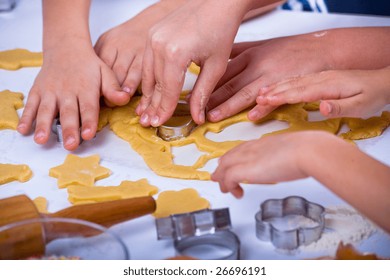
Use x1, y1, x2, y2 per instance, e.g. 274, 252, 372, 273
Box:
17, 0, 129, 150
256, 67, 390, 118
211, 131, 390, 233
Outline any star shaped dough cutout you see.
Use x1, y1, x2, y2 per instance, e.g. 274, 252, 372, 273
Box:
0, 49, 43, 70
0, 163, 32, 185
49, 154, 111, 188
0, 90, 24, 130
67, 179, 158, 205
153, 188, 210, 218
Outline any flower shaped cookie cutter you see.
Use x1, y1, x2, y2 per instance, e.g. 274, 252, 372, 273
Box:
255, 196, 325, 250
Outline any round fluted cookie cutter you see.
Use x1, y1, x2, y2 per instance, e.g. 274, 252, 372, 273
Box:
255, 196, 325, 250
155, 208, 240, 260
157, 102, 196, 141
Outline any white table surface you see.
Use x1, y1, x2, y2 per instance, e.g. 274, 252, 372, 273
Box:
0, 0, 389, 260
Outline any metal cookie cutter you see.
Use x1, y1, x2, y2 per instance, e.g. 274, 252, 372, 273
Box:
255, 196, 325, 250
156, 208, 240, 260
157, 101, 196, 141
51, 118, 84, 144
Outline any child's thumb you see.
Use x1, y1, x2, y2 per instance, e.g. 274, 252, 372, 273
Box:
101, 65, 131, 106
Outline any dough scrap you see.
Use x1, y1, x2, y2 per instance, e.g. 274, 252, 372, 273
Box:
153, 188, 210, 218
67, 179, 158, 205
0, 163, 32, 185
0, 49, 43, 70
49, 154, 111, 188
0, 90, 24, 130
188, 62, 200, 75
341, 111, 390, 140
106, 97, 389, 180
33, 196, 49, 213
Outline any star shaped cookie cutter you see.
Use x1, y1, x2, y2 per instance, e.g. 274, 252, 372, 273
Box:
157, 101, 197, 141
156, 208, 240, 260
255, 196, 325, 250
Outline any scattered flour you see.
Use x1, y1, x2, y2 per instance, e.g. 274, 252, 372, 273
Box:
301, 205, 377, 253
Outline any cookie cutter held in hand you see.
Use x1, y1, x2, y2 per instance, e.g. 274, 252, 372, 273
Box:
255, 196, 325, 250
156, 208, 240, 260
157, 102, 197, 141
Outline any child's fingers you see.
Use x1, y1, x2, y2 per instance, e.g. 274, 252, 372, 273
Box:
121, 56, 143, 98
191, 57, 226, 124
33, 95, 57, 145
100, 64, 130, 106
79, 93, 99, 141
247, 103, 277, 121
58, 96, 81, 151
17, 88, 40, 134
320, 96, 365, 118
112, 52, 134, 86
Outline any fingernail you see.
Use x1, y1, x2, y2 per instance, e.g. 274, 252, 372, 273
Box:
65, 136, 76, 146
208, 109, 221, 121
140, 113, 149, 124
82, 128, 91, 136
35, 130, 45, 140
198, 111, 205, 124
122, 86, 132, 94
324, 102, 332, 114
248, 110, 260, 120
151, 115, 160, 127
17, 123, 26, 130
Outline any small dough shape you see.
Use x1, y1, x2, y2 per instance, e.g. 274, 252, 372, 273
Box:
0, 90, 24, 130
153, 188, 210, 218
67, 179, 158, 204
33, 197, 49, 213
0, 163, 32, 185
341, 111, 390, 140
0, 49, 43, 70
49, 154, 111, 188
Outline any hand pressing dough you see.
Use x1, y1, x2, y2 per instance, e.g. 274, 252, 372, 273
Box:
104, 97, 390, 181
49, 154, 111, 188
0, 90, 24, 130
153, 188, 210, 218
0, 163, 32, 185
0, 49, 43, 70
67, 179, 158, 205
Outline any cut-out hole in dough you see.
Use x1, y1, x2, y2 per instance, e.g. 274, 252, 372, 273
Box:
206, 120, 289, 142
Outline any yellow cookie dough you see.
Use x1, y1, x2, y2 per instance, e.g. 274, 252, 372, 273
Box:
188, 62, 200, 75
49, 154, 111, 188
341, 111, 390, 140
153, 188, 210, 218
33, 196, 49, 213
106, 96, 389, 180
67, 179, 158, 204
0, 90, 24, 130
0, 163, 32, 185
0, 49, 43, 70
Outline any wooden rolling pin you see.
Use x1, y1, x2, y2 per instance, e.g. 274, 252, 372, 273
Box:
0, 194, 156, 259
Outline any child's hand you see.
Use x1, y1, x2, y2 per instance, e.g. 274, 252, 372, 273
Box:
256, 68, 390, 118
206, 34, 333, 123
211, 133, 310, 198
94, 20, 147, 98
137, 0, 251, 127
17, 42, 129, 151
